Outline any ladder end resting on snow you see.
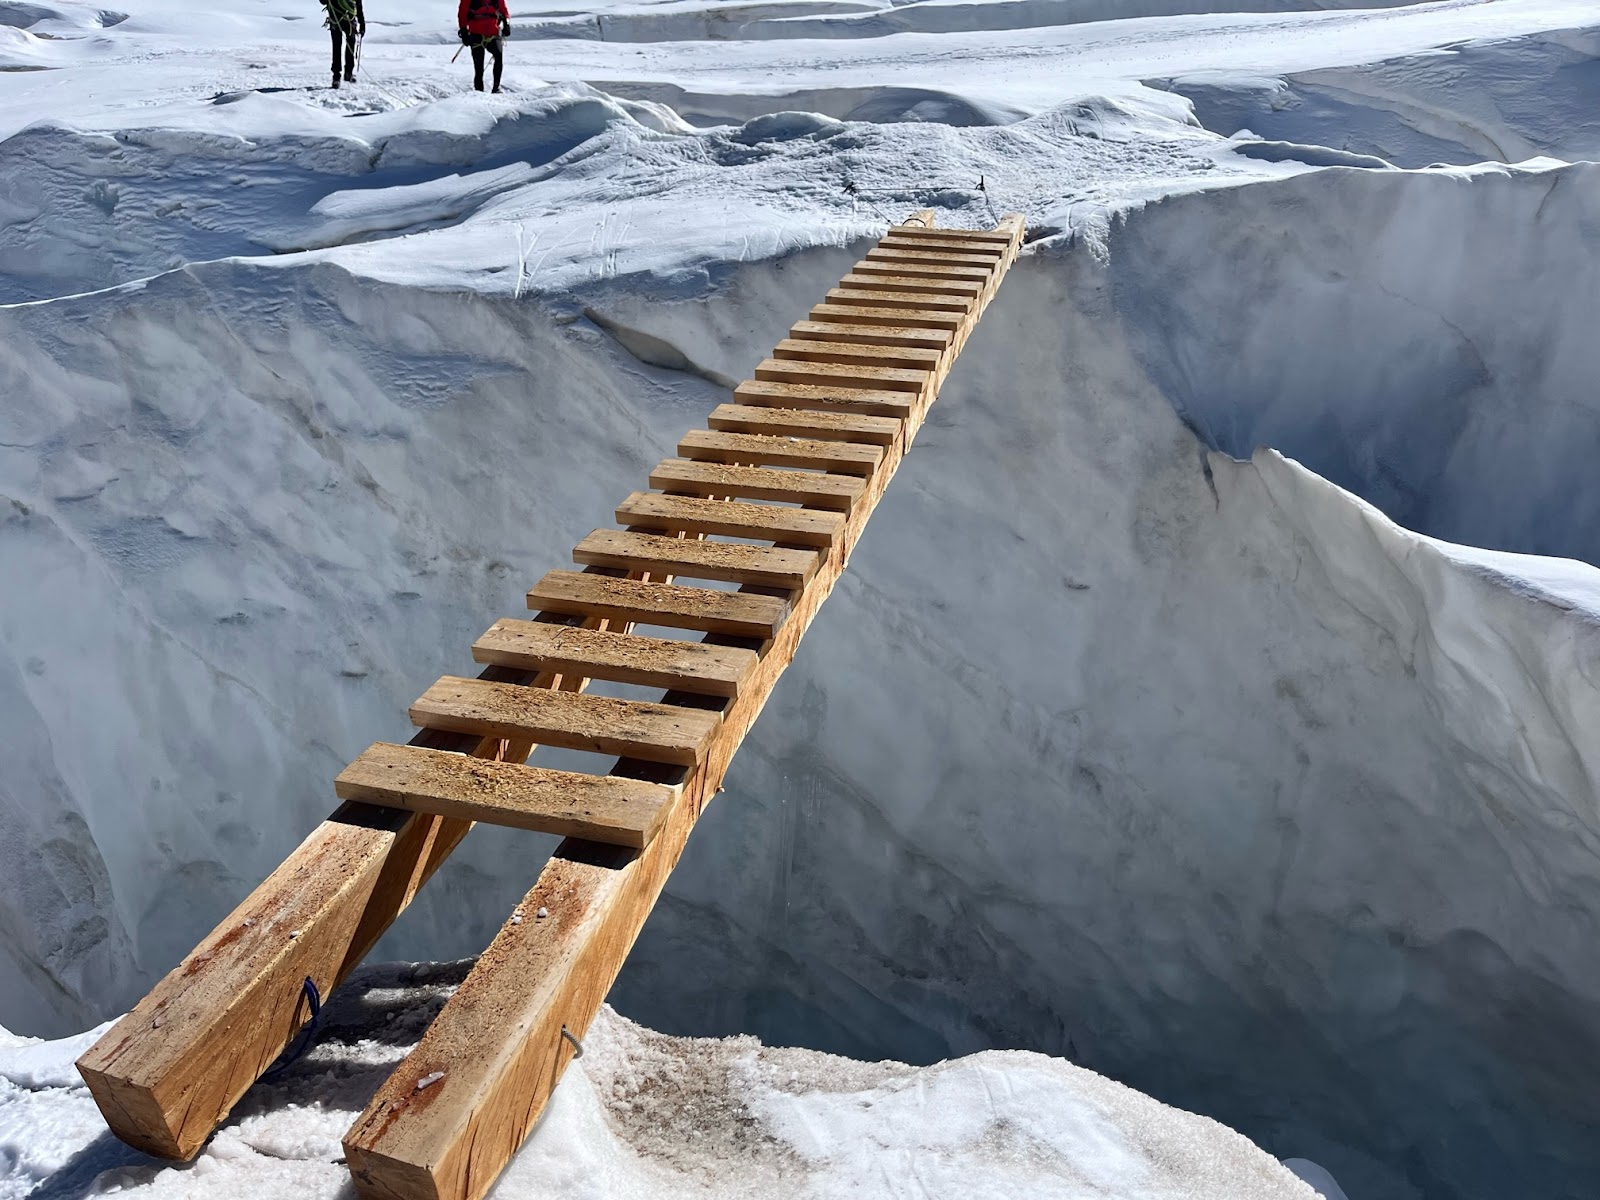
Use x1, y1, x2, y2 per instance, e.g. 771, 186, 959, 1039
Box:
75, 210, 1026, 1199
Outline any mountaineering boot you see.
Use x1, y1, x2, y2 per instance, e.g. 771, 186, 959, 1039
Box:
345, 70, 356, 82
331, 73, 341, 88
492, 85, 501, 93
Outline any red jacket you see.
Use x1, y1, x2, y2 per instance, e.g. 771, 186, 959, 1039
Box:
459, 0, 506, 37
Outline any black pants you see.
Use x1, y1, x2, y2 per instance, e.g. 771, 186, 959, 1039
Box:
471, 38, 502, 91
329, 21, 356, 80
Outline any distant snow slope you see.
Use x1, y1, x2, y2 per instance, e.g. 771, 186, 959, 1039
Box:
0, 962, 1322, 1200
1, 0, 1598, 1198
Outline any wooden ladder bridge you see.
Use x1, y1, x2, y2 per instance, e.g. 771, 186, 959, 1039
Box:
76, 211, 1025, 1200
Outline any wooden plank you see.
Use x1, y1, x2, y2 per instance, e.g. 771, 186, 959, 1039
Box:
411, 676, 719, 767
527, 570, 788, 639
878, 234, 1005, 257
706, 403, 900, 446
889, 223, 1013, 244
678, 428, 884, 476
850, 259, 991, 283
824, 288, 972, 313
335, 743, 673, 848
573, 528, 819, 589
772, 338, 942, 372
472, 618, 757, 698
838, 274, 984, 298
616, 489, 847, 548
339, 229, 1033, 1200
731, 379, 915, 419
788, 320, 953, 351
649, 458, 864, 511
866, 247, 1000, 268
752, 358, 929, 398
808, 303, 964, 331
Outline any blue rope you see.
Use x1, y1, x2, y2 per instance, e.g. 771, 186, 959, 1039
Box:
260, 976, 322, 1083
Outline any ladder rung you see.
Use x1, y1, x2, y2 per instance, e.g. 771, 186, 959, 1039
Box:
732, 379, 915, 419
616, 490, 845, 548
679, 427, 884, 475
753, 358, 929, 398
473, 617, 758, 697
707, 403, 900, 446
878, 234, 1005, 258
808, 303, 964, 331
335, 742, 674, 848
789, 320, 953, 351
528, 569, 788, 639
851, 259, 991, 283
649, 458, 864, 510
773, 338, 942, 372
574, 528, 820, 589
838, 274, 984, 298
411, 676, 719, 767
889, 223, 1013, 245
867, 247, 1000, 269
824, 288, 972, 313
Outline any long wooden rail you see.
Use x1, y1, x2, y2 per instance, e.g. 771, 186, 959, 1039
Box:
76, 211, 1024, 1198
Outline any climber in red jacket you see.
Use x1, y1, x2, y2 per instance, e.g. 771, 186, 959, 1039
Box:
457, 0, 510, 93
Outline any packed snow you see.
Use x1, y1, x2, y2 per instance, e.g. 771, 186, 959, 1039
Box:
1, 0, 1598, 1196
0, 962, 1327, 1200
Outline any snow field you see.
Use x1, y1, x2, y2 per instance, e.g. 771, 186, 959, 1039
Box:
0, 964, 1323, 1199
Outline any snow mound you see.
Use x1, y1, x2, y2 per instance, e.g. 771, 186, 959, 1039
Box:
0, 963, 1320, 1200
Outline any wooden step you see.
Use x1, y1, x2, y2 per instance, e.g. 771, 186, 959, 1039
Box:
616, 490, 846, 548
824, 288, 972, 313
851, 259, 992, 283
878, 234, 1005, 258
772, 338, 942, 372
789, 320, 953, 351
838, 274, 984, 298
866, 247, 1000, 269
528, 569, 788, 639
574, 528, 820, 589
732, 379, 915, 419
335, 742, 674, 848
890, 223, 1013, 245
650, 458, 864, 511
707, 403, 900, 446
411, 676, 719, 767
808, 303, 964, 331
753, 358, 930, 398
678, 428, 884, 476
473, 618, 757, 698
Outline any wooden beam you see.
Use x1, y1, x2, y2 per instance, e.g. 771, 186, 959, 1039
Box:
573, 528, 820, 589
788, 320, 954, 351
472, 619, 757, 698
751, 358, 931, 398
614, 490, 847, 548
525, 570, 788, 639
648, 458, 865, 510
335, 743, 674, 847
730, 379, 917, 419
771, 338, 942, 372
411, 676, 720, 767
705, 403, 901, 446
677, 428, 885, 475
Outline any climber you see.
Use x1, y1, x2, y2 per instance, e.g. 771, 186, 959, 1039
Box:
321, 0, 365, 88
457, 0, 510, 93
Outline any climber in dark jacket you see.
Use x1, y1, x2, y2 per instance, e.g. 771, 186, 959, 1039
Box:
458, 0, 510, 93
321, 0, 365, 88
